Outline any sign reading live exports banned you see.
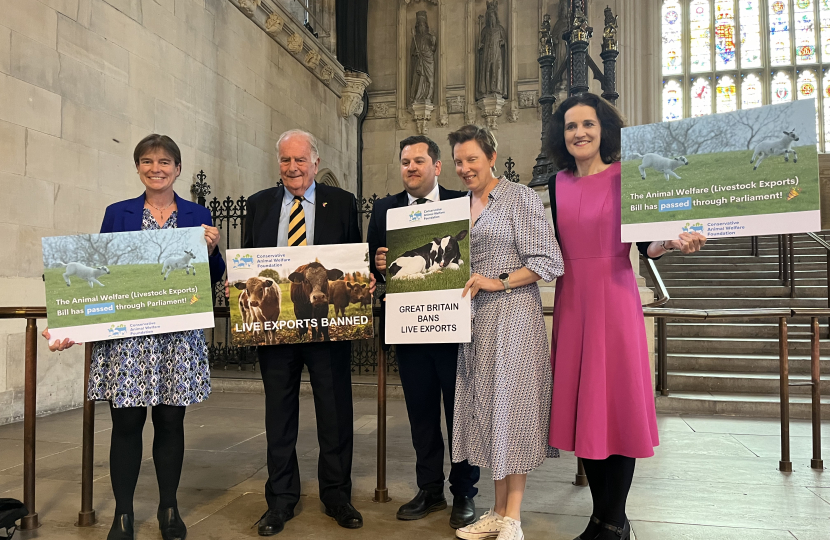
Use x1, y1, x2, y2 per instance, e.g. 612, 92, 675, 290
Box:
620, 99, 821, 242
385, 197, 471, 344
226, 244, 373, 346
42, 227, 215, 343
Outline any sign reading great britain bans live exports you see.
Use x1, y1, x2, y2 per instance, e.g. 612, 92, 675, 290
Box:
620, 99, 821, 242
384, 197, 472, 344
42, 227, 215, 343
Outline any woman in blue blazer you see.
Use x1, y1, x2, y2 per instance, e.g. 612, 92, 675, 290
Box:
45, 134, 225, 540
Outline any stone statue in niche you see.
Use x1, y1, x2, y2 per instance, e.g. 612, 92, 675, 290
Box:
409, 11, 437, 106
476, 1, 507, 99
551, 0, 570, 95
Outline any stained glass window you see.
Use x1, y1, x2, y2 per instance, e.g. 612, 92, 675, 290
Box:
690, 0, 712, 72
741, 73, 764, 108
820, 0, 830, 62
794, 0, 817, 64
715, 1, 737, 70
797, 70, 818, 100
716, 75, 738, 112
772, 71, 793, 103
663, 80, 683, 121
740, 1, 763, 68
823, 72, 830, 141
770, 0, 792, 65
691, 78, 713, 116
662, 1, 683, 75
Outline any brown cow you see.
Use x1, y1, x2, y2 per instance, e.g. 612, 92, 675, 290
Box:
329, 280, 372, 317
288, 262, 344, 341
234, 277, 281, 344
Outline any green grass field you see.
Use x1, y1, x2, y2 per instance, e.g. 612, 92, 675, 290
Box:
45, 263, 212, 328
621, 146, 820, 224
229, 281, 373, 346
386, 220, 470, 294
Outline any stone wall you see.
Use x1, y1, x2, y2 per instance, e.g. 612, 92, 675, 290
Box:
0, 0, 357, 425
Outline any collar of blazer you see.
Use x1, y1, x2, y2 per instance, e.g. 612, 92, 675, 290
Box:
124, 191, 195, 230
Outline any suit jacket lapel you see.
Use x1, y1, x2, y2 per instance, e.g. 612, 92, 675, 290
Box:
173, 192, 195, 226
125, 194, 145, 232
395, 190, 408, 209
263, 185, 284, 248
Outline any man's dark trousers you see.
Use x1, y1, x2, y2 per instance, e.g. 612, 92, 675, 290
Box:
395, 342, 479, 497
258, 341, 354, 512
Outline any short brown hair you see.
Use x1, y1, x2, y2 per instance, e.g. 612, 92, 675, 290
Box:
546, 93, 623, 173
133, 134, 182, 166
399, 135, 441, 163
447, 124, 498, 161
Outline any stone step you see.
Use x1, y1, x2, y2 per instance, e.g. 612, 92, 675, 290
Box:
664, 315, 830, 325
659, 278, 826, 287
667, 370, 830, 394
666, 322, 817, 338
699, 247, 828, 256
655, 391, 830, 419
667, 352, 826, 374
660, 254, 827, 265
666, 297, 827, 308
653, 270, 824, 280
656, 262, 828, 272
666, 285, 824, 298
667, 336, 830, 354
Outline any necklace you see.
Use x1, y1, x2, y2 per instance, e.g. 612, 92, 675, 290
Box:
145, 198, 175, 222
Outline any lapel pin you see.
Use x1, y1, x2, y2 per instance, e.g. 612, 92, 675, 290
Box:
323, 202, 328, 207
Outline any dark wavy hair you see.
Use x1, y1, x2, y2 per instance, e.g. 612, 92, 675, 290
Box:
545, 93, 624, 173
133, 134, 182, 166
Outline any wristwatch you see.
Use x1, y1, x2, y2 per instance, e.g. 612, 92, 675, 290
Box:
499, 272, 512, 293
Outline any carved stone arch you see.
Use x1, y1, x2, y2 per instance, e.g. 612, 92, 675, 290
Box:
316, 168, 340, 187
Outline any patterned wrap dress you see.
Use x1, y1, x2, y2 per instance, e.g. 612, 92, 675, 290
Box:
548, 162, 660, 459
453, 179, 565, 480
88, 210, 212, 408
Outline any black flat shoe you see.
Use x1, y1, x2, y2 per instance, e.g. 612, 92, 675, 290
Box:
396, 489, 447, 521
255, 508, 294, 536
325, 502, 363, 529
157, 507, 187, 540
449, 496, 475, 529
594, 517, 631, 540
107, 513, 134, 540
574, 515, 601, 540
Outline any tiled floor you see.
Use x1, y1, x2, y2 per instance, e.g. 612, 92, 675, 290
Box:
0, 390, 828, 539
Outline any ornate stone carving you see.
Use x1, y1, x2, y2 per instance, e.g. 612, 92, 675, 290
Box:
411, 102, 434, 134
476, 1, 507, 100
446, 96, 465, 114
305, 50, 321, 69
437, 106, 449, 127
287, 33, 304, 54
539, 13, 553, 56
372, 102, 391, 118
320, 65, 334, 83
508, 101, 519, 123
409, 11, 437, 106
403, 0, 438, 4
551, 0, 570, 94
465, 106, 477, 125
339, 71, 372, 118
265, 13, 284, 34
603, 6, 619, 52
518, 90, 538, 108
397, 109, 409, 129
477, 95, 505, 130
237, 0, 260, 17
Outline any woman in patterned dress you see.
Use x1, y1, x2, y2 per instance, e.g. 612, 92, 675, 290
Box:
546, 94, 705, 540
449, 125, 564, 540
44, 134, 225, 540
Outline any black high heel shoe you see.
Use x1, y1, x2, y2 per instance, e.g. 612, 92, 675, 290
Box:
158, 507, 188, 540
107, 513, 134, 540
594, 517, 630, 540
573, 515, 602, 540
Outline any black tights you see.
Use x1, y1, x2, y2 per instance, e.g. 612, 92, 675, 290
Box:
109, 403, 187, 515
581, 455, 636, 528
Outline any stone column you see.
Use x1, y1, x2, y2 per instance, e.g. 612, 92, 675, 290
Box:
396, 2, 408, 129
507, 0, 520, 122
465, 0, 477, 125
437, 0, 448, 127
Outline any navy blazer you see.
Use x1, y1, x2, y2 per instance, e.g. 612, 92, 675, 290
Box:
100, 192, 226, 284
367, 185, 468, 282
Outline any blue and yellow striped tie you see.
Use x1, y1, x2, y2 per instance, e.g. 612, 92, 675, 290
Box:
288, 196, 307, 246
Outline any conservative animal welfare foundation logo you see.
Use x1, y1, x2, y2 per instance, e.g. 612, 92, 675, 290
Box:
232, 254, 254, 269
683, 222, 705, 233
108, 323, 127, 337
409, 209, 423, 222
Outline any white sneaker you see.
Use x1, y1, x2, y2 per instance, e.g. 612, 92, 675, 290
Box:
455, 509, 504, 540
495, 517, 523, 540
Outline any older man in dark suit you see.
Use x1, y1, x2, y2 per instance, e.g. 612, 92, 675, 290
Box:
367, 135, 480, 530
244, 129, 370, 536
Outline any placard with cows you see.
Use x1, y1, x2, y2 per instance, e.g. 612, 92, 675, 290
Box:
621, 99, 821, 242
42, 227, 215, 343
226, 243, 373, 346
384, 197, 472, 345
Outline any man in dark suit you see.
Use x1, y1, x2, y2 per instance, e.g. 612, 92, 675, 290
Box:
367, 135, 480, 529
243, 129, 367, 536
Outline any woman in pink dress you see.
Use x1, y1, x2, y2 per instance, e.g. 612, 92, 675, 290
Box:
546, 93, 706, 540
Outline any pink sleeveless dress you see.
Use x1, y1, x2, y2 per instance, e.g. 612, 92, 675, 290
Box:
548, 162, 659, 459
